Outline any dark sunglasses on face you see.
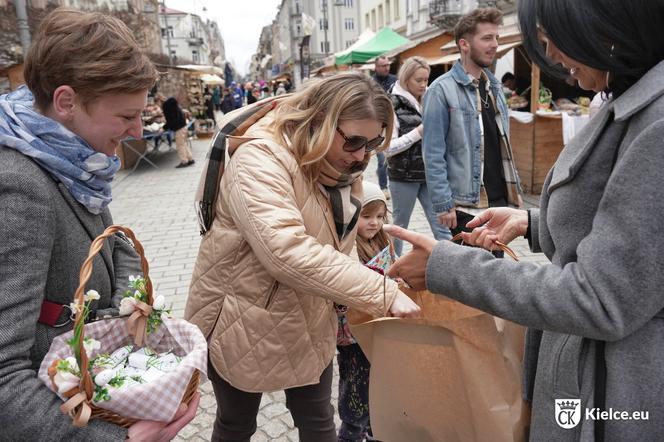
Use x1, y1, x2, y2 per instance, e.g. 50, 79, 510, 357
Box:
336, 127, 385, 153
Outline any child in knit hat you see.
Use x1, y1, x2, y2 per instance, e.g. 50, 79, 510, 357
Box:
336, 181, 394, 442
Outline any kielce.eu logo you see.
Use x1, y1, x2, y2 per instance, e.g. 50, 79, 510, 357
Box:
555, 399, 582, 429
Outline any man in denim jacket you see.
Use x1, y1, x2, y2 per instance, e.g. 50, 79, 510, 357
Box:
422, 8, 521, 237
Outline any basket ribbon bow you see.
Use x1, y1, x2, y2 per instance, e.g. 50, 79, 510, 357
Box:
127, 299, 153, 347
58, 372, 94, 427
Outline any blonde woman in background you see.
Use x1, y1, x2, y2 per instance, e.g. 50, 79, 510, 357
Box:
385, 56, 449, 255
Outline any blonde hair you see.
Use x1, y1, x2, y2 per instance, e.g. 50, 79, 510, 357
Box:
397, 56, 431, 101
271, 71, 394, 182
356, 200, 394, 264
24, 8, 158, 111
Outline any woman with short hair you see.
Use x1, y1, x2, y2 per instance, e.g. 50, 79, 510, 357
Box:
0, 8, 198, 441
388, 0, 664, 439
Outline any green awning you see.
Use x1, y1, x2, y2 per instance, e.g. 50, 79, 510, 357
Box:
335, 27, 411, 66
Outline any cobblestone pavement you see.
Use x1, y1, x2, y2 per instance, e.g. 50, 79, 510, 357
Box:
110, 137, 548, 441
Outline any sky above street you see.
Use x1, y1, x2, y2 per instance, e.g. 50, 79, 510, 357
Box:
164, 0, 282, 76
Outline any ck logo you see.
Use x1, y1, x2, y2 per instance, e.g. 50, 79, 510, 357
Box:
555, 399, 582, 429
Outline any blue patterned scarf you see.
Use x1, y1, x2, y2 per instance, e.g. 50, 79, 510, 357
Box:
0, 86, 120, 214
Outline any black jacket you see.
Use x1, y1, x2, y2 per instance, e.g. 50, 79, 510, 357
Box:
388, 94, 425, 182
162, 97, 187, 131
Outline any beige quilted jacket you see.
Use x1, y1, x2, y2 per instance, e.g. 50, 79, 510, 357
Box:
185, 113, 399, 392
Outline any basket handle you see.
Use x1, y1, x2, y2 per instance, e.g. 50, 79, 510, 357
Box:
451, 233, 519, 261
61, 225, 153, 426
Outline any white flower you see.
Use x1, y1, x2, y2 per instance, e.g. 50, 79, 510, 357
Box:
134, 290, 142, 299
69, 302, 80, 315
54, 370, 80, 395
119, 297, 137, 316
65, 356, 79, 372
152, 295, 165, 311
83, 337, 101, 354
128, 275, 136, 282
84, 289, 100, 302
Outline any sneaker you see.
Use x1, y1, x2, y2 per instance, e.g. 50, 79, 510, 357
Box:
382, 188, 391, 200
175, 162, 190, 168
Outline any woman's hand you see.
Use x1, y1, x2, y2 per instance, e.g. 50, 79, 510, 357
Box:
127, 392, 200, 441
460, 208, 528, 250
437, 208, 457, 229
388, 291, 421, 318
384, 225, 436, 291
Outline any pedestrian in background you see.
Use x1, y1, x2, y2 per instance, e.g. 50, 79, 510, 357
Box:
388, 0, 664, 439
162, 96, 194, 168
0, 8, 198, 440
422, 8, 522, 239
335, 182, 392, 442
186, 71, 420, 442
386, 56, 448, 255
372, 56, 396, 201
220, 87, 234, 114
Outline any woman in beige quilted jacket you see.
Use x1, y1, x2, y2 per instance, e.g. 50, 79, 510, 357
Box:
185, 72, 421, 442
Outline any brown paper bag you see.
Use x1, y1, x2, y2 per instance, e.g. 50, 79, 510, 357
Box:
348, 287, 529, 442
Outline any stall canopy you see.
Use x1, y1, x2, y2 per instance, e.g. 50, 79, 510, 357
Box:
200, 74, 224, 85
335, 27, 410, 66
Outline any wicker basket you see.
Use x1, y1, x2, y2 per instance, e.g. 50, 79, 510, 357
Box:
56, 225, 200, 428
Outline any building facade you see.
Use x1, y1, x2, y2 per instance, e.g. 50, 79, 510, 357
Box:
359, 0, 407, 34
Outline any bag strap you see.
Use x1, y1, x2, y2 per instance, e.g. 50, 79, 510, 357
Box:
196, 98, 280, 235
450, 233, 519, 261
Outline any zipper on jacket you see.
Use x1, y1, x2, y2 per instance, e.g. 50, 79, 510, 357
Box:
264, 281, 279, 310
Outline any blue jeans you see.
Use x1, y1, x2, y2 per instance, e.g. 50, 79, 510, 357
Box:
389, 180, 451, 256
375, 152, 388, 189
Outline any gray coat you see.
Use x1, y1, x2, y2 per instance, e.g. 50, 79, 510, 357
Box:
0, 147, 140, 441
426, 60, 664, 441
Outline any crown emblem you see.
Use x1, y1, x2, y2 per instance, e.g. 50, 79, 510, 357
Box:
558, 401, 578, 410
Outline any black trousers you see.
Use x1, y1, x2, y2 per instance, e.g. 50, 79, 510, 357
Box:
208, 360, 336, 442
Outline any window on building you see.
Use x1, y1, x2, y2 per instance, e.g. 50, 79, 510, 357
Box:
386, 0, 391, 23
192, 50, 199, 63
346, 40, 353, 48
161, 26, 174, 38
344, 0, 353, 6
365, 13, 370, 29
344, 18, 354, 30
319, 18, 328, 30
395, 0, 400, 19
371, 9, 376, 31
378, 5, 384, 28
295, 1, 301, 14
320, 41, 330, 53
296, 24, 302, 35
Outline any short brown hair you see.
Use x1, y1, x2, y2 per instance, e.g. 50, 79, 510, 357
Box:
24, 8, 158, 110
454, 7, 503, 46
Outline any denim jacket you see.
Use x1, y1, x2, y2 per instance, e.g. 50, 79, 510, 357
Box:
422, 61, 509, 213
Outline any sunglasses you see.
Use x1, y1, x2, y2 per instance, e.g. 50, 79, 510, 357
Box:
336, 127, 385, 153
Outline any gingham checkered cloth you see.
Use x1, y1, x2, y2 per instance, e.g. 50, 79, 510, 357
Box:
37, 317, 208, 422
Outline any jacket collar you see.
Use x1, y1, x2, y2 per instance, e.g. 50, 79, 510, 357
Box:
450, 60, 501, 89
614, 60, 664, 122
392, 81, 422, 113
